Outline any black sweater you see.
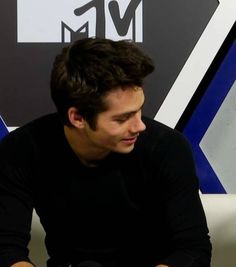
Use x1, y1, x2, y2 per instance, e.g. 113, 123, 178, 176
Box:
0, 113, 211, 267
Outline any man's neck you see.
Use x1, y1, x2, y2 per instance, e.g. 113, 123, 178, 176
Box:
64, 125, 109, 166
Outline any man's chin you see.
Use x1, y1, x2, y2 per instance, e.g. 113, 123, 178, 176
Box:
115, 144, 135, 154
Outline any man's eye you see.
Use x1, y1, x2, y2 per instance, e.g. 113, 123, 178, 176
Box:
115, 116, 130, 123
115, 118, 127, 123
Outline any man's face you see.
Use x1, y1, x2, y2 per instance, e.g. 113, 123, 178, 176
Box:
83, 86, 146, 155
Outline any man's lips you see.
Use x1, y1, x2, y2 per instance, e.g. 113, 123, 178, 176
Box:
121, 136, 138, 145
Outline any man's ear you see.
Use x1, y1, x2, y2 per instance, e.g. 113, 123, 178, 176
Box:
67, 107, 85, 128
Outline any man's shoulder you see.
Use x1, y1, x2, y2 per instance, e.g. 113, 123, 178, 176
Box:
141, 116, 179, 141
0, 113, 61, 148
25, 112, 60, 129
10, 113, 59, 135
142, 116, 173, 132
136, 116, 188, 152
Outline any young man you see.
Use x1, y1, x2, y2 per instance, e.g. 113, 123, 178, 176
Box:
0, 37, 211, 267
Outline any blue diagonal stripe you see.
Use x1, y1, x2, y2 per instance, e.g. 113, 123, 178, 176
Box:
183, 40, 236, 193
0, 116, 9, 140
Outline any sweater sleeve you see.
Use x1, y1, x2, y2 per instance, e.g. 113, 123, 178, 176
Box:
151, 131, 212, 267
0, 133, 34, 267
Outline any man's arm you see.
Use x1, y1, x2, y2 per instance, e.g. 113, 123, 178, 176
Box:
151, 130, 212, 267
0, 133, 34, 267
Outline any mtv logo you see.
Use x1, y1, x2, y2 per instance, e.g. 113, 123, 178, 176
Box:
17, 0, 143, 43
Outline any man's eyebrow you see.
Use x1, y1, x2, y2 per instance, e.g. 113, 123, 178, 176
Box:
112, 111, 136, 119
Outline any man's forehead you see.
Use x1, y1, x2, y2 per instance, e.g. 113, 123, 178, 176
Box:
102, 87, 145, 116
105, 85, 143, 99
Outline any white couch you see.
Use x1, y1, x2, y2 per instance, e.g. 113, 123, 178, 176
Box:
28, 194, 236, 267
199, 194, 236, 267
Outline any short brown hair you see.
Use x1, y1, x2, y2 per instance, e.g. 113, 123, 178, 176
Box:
50, 37, 154, 129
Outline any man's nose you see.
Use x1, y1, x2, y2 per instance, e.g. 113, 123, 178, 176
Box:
129, 115, 146, 134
